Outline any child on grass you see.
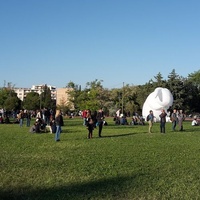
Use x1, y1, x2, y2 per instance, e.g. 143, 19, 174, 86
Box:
87, 118, 94, 139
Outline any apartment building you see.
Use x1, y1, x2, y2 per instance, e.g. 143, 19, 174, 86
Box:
14, 85, 74, 109
14, 84, 56, 101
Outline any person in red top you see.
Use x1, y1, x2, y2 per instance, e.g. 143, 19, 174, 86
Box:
82, 110, 88, 125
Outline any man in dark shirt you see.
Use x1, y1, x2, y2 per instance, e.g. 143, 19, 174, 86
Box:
96, 108, 104, 137
159, 109, 167, 133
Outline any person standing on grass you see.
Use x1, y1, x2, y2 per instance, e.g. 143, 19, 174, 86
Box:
177, 109, 185, 131
55, 110, 62, 142
171, 109, 178, 131
116, 108, 121, 125
26, 110, 31, 127
147, 110, 154, 133
96, 108, 104, 137
18, 110, 24, 127
159, 109, 167, 134
36, 109, 42, 119
86, 110, 94, 139
82, 109, 88, 126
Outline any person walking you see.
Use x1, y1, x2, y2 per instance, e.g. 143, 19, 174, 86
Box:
177, 110, 185, 131
147, 110, 154, 133
96, 108, 104, 137
159, 109, 167, 134
171, 109, 178, 131
55, 110, 62, 142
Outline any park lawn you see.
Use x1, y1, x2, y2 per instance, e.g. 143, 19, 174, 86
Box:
1, 117, 200, 200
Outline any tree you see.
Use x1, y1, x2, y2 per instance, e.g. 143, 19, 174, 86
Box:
66, 79, 106, 112
123, 85, 140, 116
4, 96, 20, 111
41, 85, 52, 109
166, 69, 185, 109
183, 78, 200, 113
23, 92, 40, 110
66, 81, 82, 111
185, 70, 200, 113
64, 70, 200, 116
0, 88, 10, 108
154, 72, 167, 87
66, 81, 80, 89
188, 70, 200, 89
0, 88, 20, 110
84, 79, 109, 111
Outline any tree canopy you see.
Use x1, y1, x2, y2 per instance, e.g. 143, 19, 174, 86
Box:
2, 69, 200, 115
65, 69, 200, 115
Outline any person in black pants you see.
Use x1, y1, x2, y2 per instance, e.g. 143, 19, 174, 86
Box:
96, 108, 104, 137
159, 109, 167, 133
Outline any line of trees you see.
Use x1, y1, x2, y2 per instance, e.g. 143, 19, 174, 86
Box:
0, 69, 200, 116
66, 69, 200, 116
0, 84, 56, 113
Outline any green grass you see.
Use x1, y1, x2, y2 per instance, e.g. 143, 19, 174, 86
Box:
1, 117, 200, 200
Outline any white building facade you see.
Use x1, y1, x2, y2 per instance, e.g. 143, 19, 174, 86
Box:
14, 84, 56, 101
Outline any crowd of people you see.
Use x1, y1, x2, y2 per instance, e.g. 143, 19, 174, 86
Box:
146, 108, 187, 134
113, 108, 196, 135
114, 109, 145, 126
0, 106, 199, 142
0, 108, 64, 142
28, 109, 64, 142
81, 108, 106, 139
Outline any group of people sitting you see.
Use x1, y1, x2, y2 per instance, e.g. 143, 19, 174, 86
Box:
29, 109, 63, 134
0, 114, 12, 124
29, 117, 48, 133
114, 109, 145, 126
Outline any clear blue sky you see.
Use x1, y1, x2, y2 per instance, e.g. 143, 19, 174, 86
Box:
1, 0, 200, 89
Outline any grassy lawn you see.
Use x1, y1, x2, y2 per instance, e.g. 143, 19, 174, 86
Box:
1, 117, 200, 200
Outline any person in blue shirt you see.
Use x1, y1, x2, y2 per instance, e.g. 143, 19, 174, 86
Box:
147, 110, 154, 133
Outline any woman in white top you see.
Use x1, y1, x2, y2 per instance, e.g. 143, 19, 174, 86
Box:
192, 118, 199, 126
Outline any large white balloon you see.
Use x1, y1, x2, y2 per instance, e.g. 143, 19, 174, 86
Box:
142, 87, 173, 121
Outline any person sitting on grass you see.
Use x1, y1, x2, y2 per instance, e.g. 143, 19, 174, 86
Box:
192, 117, 199, 126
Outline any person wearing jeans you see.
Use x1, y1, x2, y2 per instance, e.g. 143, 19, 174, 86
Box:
18, 110, 24, 127
55, 110, 62, 142
26, 110, 31, 127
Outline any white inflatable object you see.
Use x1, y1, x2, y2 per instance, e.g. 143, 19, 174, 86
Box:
142, 87, 173, 121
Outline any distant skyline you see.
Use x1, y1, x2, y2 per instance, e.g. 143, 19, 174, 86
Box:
1, 0, 200, 89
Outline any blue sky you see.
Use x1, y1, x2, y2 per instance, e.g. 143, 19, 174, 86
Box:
1, 0, 200, 89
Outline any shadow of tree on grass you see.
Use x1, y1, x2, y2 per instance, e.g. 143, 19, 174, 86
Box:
0, 173, 150, 200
